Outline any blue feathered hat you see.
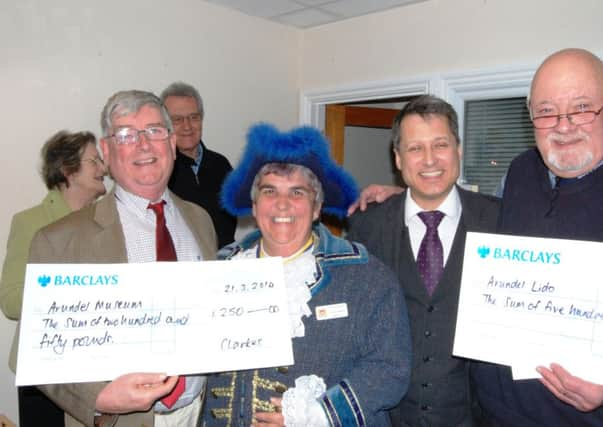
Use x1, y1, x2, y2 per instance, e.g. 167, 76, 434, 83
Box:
221, 123, 358, 218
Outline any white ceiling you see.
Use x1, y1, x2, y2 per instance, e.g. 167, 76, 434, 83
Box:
204, 0, 429, 28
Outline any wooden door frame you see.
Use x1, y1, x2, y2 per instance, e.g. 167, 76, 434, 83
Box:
321, 104, 401, 235
325, 105, 400, 166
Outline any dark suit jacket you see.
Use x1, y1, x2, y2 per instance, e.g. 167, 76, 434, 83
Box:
348, 187, 499, 427
15, 190, 217, 427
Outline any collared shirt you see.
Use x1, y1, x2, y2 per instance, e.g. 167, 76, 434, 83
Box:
113, 184, 204, 412
190, 143, 204, 176
547, 159, 603, 187
495, 159, 603, 196
115, 185, 204, 263
404, 186, 462, 265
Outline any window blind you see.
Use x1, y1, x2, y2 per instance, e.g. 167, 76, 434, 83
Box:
463, 97, 535, 195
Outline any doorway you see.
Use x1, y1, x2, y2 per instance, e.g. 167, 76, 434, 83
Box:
321, 97, 416, 233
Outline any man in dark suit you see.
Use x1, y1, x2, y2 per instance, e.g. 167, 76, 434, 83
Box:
21, 90, 217, 427
348, 95, 499, 426
161, 82, 236, 248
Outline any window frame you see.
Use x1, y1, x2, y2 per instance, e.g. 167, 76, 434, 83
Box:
300, 63, 537, 187
439, 67, 535, 184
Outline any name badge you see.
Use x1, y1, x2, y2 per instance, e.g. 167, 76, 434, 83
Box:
315, 303, 348, 321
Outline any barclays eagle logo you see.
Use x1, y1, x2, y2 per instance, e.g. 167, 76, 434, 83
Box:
37, 275, 51, 287
477, 246, 490, 259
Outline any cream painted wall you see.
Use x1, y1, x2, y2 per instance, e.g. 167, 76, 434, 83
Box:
0, 0, 299, 422
301, 0, 603, 89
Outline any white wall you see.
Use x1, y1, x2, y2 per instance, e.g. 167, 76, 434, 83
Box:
300, 0, 603, 89
0, 0, 299, 421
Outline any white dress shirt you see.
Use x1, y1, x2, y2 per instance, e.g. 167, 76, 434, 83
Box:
404, 186, 462, 265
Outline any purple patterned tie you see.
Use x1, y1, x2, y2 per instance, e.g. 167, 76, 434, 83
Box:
417, 211, 445, 296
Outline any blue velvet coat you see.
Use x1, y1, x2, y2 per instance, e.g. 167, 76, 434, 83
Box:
202, 223, 412, 427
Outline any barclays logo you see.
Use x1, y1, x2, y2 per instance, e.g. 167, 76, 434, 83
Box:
477, 246, 490, 259
36, 274, 119, 287
476, 245, 560, 264
38, 275, 51, 287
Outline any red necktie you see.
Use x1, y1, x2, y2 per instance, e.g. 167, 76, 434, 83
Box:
148, 201, 177, 262
147, 201, 184, 408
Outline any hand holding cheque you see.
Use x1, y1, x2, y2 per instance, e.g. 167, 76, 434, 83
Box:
17, 257, 293, 386
95, 373, 179, 414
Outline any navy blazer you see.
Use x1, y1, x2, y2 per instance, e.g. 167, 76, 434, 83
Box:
348, 186, 499, 427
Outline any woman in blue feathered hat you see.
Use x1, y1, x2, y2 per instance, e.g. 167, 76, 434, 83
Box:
203, 123, 411, 427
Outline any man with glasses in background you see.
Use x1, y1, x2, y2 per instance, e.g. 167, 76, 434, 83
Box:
161, 82, 236, 249
25, 90, 217, 427
472, 48, 603, 427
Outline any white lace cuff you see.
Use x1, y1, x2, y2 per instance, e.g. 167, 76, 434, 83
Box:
282, 375, 329, 427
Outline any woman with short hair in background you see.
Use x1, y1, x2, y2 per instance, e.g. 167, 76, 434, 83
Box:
0, 130, 106, 427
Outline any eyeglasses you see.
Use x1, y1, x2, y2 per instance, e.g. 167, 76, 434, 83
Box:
110, 126, 170, 145
170, 113, 202, 126
531, 106, 603, 129
81, 157, 104, 167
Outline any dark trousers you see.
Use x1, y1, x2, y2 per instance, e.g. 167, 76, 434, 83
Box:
18, 386, 64, 427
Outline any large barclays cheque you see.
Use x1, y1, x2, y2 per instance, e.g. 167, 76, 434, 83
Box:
16, 257, 294, 386
454, 232, 603, 384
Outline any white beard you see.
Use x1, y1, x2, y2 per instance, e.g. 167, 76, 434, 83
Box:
547, 148, 593, 172
544, 130, 594, 172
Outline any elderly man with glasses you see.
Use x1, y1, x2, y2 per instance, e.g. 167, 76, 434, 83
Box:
161, 82, 236, 249
22, 90, 217, 427
471, 48, 603, 427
